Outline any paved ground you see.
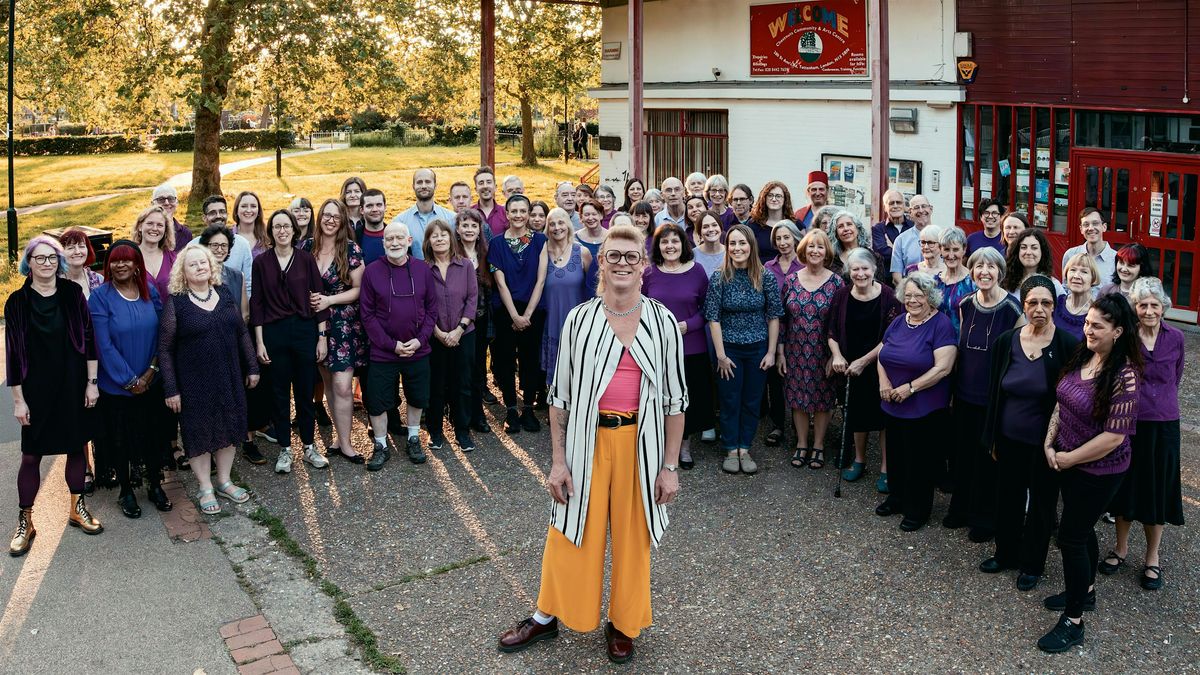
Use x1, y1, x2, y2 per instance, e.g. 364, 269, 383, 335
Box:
0, 327, 1197, 673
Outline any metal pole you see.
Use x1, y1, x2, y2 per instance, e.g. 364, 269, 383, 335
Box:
628, 0, 644, 181
6, 0, 17, 262
870, 0, 890, 224
480, 0, 496, 169
563, 92, 569, 163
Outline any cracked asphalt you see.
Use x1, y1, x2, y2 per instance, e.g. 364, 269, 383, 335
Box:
234, 329, 1200, 673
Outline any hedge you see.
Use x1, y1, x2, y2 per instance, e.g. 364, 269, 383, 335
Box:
0, 134, 144, 156
153, 129, 297, 152
427, 123, 479, 146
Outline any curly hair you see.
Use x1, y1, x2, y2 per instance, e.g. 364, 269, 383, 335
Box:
1003, 227, 1054, 293
168, 245, 223, 295
749, 181, 794, 225
1060, 293, 1142, 423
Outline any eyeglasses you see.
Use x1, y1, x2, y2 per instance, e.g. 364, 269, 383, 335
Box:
389, 265, 415, 297
919, 240, 940, 247
272, 224, 294, 231
153, 196, 178, 205
30, 254, 59, 266
320, 214, 339, 222
207, 242, 229, 251
206, 209, 228, 218
604, 250, 644, 265
766, 193, 785, 200
730, 197, 751, 204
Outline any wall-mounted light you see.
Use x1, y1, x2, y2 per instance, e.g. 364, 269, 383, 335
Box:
889, 108, 918, 134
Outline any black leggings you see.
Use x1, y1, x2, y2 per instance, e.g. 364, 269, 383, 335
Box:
992, 434, 1060, 575
882, 409, 948, 524
1058, 467, 1125, 618
262, 316, 318, 447
98, 390, 167, 496
18, 453, 87, 508
491, 301, 545, 409
470, 310, 491, 423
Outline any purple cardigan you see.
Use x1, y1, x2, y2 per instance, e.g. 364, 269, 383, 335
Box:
5, 277, 96, 386
1138, 323, 1185, 422
360, 257, 438, 362
826, 283, 903, 356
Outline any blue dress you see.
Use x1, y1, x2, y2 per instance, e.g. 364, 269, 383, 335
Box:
541, 244, 587, 383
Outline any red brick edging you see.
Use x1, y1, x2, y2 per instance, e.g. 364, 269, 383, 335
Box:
158, 473, 212, 543
219, 614, 299, 674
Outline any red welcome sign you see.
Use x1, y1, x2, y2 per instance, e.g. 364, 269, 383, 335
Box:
750, 1, 869, 76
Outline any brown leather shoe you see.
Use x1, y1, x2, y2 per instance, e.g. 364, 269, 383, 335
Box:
498, 617, 558, 653
604, 622, 634, 664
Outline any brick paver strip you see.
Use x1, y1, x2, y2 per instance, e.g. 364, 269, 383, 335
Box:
230, 639, 284, 665
225, 627, 277, 650
237, 654, 297, 675
158, 473, 211, 542
220, 614, 269, 639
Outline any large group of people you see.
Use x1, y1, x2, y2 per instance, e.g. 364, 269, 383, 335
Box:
6, 165, 1188, 659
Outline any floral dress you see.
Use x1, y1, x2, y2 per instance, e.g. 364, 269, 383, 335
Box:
302, 239, 367, 372
782, 271, 844, 412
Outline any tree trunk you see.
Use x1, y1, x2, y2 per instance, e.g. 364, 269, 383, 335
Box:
519, 93, 537, 166
187, 0, 240, 220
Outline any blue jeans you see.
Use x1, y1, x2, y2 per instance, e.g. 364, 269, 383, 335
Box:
716, 341, 769, 451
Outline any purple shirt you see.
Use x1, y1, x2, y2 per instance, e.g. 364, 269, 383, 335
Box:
1138, 324, 1185, 422
144, 248, 177, 306
642, 263, 709, 355
955, 294, 1021, 406
764, 256, 801, 302
249, 249, 330, 327
474, 201, 509, 238
429, 258, 478, 334
360, 257, 438, 362
1052, 295, 1087, 340
878, 311, 957, 419
172, 218, 194, 252
1053, 366, 1138, 475
966, 229, 1005, 257
999, 338, 1053, 445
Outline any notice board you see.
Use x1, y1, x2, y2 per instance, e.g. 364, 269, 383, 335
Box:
822, 154, 922, 222
750, 1, 869, 76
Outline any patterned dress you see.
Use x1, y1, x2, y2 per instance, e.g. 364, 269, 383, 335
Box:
782, 271, 844, 412
301, 239, 368, 371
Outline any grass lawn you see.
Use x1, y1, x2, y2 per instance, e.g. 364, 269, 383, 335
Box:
12, 150, 272, 208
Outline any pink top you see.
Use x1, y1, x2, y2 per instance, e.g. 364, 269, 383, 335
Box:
597, 349, 642, 413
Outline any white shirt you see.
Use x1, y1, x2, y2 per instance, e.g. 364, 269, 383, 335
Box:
548, 297, 688, 548
1061, 241, 1116, 285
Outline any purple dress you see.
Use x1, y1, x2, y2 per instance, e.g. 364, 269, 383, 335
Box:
541, 243, 587, 383
301, 239, 368, 372
782, 271, 844, 412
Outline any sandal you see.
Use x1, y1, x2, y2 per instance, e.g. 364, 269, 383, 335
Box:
1140, 565, 1163, 591
196, 488, 221, 515
791, 448, 810, 468
1098, 550, 1126, 575
808, 450, 826, 470
764, 429, 784, 447
215, 481, 250, 504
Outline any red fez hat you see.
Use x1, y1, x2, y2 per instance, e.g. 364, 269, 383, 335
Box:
808, 170, 829, 186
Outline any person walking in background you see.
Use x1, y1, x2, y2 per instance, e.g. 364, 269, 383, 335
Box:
159, 245, 258, 515
250, 210, 331, 474
1036, 294, 1139, 653
1102, 278, 1185, 591
360, 222, 438, 470
497, 224, 685, 664
826, 248, 902, 484
6, 237, 102, 556
423, 219, 479, 453
779, 228, 843, 470
705, 224, 783, 475
875, 272, 957, 532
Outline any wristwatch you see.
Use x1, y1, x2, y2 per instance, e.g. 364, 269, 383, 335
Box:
318, 330, 327, 337
88, 378, 98, 385
908, 383, 916, 395
662, 464, 678, 472
149, 364, 159, 373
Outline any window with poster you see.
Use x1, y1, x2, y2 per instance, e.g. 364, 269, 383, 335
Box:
820, 154, 921, 223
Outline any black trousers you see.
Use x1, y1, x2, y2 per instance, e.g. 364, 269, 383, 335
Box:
98, 388, 167, 494
471, 310, 491, 423
992, 434, 1060, 575
946, 401, 989, 524
882, 409, 947, 524
1058, 467, 1125, 618
491, 300, 545, 409
262, 316, 318, 447
428, 332, 475, 434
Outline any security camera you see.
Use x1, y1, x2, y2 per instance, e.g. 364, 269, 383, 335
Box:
711, 67, 721, 79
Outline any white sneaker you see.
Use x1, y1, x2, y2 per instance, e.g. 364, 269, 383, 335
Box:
700, 428, 717, 442
274, 451, 293, 474
302, 445, 329, 469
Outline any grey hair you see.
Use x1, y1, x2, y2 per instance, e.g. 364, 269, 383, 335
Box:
1129, 276, 1173, 312
898, 270, 943, 308
814, 204, 842, 229
826, 209, 870, 255
845, 246, 877, 272
704, 174, 729, 192
918, 224, 944, 243
770, 219, 803, 246
685, 171, 707, 186
644, 188, 663, 202
966, 246, 1007, 284
938, 225, 968, 249
594, 184, 616, 199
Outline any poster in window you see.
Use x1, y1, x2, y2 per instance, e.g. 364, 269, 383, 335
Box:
1149, 191, 1164, 237
750, 2, 868, 76
821, 154, 922, 221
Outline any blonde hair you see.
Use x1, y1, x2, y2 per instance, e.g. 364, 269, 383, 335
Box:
132, 205, 176, 251
167, 244, 223, 295
595, 223, 647, 295
796, 228, 835, 267
1063, 251, 1102, 289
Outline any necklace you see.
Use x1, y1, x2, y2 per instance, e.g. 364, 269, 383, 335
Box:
905, 311, 933, 329
189, 286, 214, 303
603, 297, 643, 317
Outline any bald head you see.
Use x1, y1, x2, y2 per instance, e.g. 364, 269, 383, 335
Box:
909, 194, 933, 228
661, 177, 684, 208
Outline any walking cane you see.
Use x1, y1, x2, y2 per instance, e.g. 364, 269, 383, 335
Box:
833, 377, 851, 498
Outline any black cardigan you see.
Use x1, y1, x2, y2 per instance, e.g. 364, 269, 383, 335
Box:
980, 326, 1080, 450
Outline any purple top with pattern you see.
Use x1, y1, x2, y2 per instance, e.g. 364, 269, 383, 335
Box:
1053, 365, 1139, 475
1138, 323, 1185, 422
643, 263, 710, 355
878, 312, 957, 419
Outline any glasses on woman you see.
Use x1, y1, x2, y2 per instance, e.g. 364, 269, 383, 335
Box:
207, 242, 229, 252
767, 193, 785, 201
30, 254, 59, 266
604, 250, 644, 265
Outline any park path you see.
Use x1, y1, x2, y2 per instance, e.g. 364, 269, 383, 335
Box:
15, 144, 346, 216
